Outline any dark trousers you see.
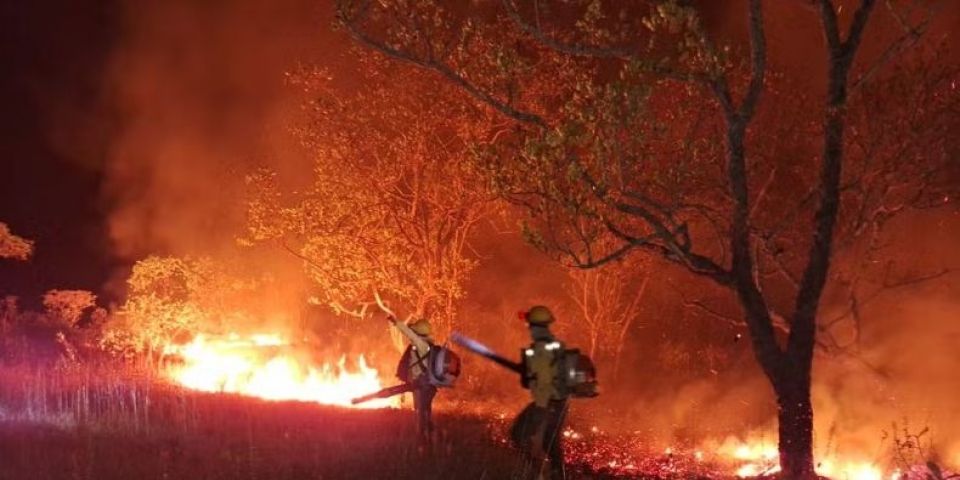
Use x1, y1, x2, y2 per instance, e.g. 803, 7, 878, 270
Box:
412, 383, 437, 441
510, 400, 568, 480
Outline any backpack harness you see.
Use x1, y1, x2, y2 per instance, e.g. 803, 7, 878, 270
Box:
397, 342, 461, 388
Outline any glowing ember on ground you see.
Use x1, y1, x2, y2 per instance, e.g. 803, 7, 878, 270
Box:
163, 333, 398, 409
483, 419, 943, 480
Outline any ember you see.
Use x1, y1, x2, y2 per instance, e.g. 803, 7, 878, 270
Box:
163, 333, 398, 409
492, 421, 942, 480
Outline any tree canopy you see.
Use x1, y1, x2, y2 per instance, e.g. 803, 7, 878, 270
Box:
243, 59, 498, 335
0, 222, 33, 261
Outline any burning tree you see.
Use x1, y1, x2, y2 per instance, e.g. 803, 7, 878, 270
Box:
106, 256, 207, 361
335, 0, 958, 477
243, 59, 497, 337
105, 256, 267, 362
0, 222, 33, 261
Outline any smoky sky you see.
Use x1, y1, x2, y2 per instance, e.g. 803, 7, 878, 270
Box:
2, 0, 957, 304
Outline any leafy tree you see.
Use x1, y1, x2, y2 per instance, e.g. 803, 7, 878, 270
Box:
0, 222, 33, 261
335, 0, 958, 476
42, 289, 96, 327
105, 256, 265, 359
106, 256, 207, 361
243, 60, 496, 337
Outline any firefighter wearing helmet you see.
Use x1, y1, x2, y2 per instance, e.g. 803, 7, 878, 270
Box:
389, 316, 438, 447
511, 305, 569, 480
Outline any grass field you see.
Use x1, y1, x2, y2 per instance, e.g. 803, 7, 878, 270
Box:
0, 366, 526, 480
11, 366, 950, 480
0, 402, 527, 480
1, 366, 697, 480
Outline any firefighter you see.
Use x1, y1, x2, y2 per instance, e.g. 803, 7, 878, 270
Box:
511, 305, 569, 480
388, 315, 438, 445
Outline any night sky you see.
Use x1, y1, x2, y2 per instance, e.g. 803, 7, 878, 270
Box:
1, 1, 121, 306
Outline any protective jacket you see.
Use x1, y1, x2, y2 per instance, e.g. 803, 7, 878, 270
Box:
514, 326, 569, 480
524, 329, 567, 408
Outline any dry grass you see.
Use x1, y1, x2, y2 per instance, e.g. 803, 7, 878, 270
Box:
0, 366, 576, 480
0, 366, 755, 479
0, 403, 522, 479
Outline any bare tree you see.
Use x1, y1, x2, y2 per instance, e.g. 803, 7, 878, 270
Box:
565, 254, 649, 382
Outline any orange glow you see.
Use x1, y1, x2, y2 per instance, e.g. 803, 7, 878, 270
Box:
163, 333, 398, 409
721, 441, 780, 477
719, 439, 890, 479
815, 459, 887, 480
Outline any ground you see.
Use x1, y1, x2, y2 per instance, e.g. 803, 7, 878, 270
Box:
0, 403, 520, 480
0, 366, 728, 480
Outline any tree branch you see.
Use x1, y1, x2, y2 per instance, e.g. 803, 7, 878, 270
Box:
501, 0, 637, 60
337, 1, 547, 128
818, 0, 843, 53
850, 12, 928, 93
739, 0, 767, 120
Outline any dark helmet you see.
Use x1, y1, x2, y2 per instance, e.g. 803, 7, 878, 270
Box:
524, 305, 555, 325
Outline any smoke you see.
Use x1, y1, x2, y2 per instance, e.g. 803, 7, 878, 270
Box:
91, 0, 359, 326
101, 0, 331, 259
808, 212, 960, 465
587, 211, 960, 470
459, 214, 960, 471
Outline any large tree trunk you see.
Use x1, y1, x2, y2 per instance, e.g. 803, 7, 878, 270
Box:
738, 295, 816, 478
775, 366, 816, 479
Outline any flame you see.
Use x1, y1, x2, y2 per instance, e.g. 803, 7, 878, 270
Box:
163, 333, 398, 408
815, 460, 887, 480
720, 440, 894, 479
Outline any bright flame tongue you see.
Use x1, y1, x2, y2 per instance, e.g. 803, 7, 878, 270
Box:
164, 334, 397, 409
725, 441, 889, 480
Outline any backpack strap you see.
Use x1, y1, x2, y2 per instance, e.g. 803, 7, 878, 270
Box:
406, 342, 434, 383
396, 345, 413, 381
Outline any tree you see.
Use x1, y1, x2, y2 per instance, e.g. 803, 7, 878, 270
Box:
105, 256, 265, 362
106, 256, 207, 362
243, 59, 496, 337
42, 290, 96, 327
565, 252, 649, 382
335, 0, 957, 476
0, 222, 33, 260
